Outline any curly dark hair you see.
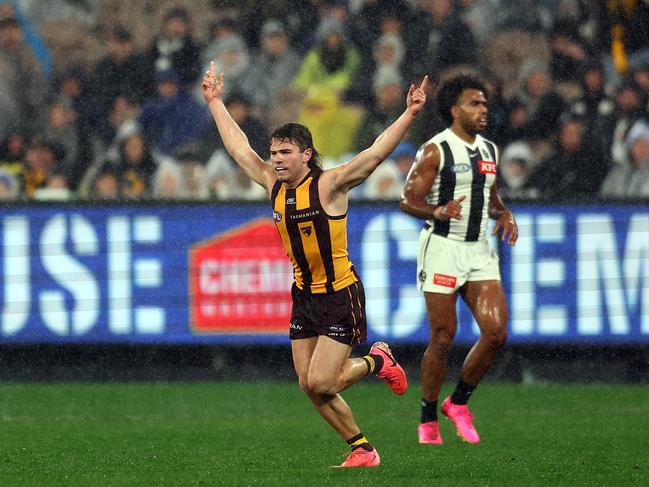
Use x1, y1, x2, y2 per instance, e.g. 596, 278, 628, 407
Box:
435, 74, 488, 126
270, 123, 322, 171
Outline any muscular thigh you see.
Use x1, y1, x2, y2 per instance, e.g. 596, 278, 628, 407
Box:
308, 336, 352, 385
424, 291, 458, 336
292, 337, 318, 380
461, 280, 508, 331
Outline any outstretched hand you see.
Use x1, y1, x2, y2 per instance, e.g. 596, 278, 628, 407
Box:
435, 195, 465, 221
406, 75, 429, 116
492, 210, 518, 245
201, 61, 224, 103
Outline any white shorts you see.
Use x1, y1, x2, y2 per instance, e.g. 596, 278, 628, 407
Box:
417, 229, 501, 294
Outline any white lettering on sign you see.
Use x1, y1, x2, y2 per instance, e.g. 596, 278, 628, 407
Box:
199, 259, 293, 294
0, 214, 165, 337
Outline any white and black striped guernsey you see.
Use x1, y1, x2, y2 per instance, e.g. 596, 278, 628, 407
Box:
423, 128, 499, 242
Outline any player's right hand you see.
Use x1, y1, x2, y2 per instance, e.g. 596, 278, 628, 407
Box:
434, 195, 465, 221
201, 61, 224, 103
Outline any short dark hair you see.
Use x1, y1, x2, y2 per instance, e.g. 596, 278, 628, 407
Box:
435, 74, 488, 126
270, 123, 322, 171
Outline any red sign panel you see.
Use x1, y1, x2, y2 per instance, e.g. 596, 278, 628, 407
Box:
189, 219, 293, 334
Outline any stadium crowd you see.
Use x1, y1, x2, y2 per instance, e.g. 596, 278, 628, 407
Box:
1, 0, 648, 202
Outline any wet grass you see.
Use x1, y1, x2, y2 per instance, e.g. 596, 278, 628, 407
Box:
0, 382, 647, 486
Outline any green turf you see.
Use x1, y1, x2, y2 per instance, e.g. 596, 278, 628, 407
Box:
0, 381, 647, 486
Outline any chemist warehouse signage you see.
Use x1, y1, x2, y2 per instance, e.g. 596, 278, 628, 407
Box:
0, 203, 647, 344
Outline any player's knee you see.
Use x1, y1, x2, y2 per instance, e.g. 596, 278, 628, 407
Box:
297, 374, 312, 395
430, 325, 456, 350
306, 374, 335, 396
483, 324, 508, 349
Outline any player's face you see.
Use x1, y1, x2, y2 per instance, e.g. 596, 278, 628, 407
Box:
454, 89, 488, 135
269, 139, 312, 186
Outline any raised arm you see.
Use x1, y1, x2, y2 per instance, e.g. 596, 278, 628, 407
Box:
322, 75, 429, 193
201, 62, 276, 193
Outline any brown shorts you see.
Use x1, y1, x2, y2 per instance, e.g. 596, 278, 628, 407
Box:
289, 280, 367, 345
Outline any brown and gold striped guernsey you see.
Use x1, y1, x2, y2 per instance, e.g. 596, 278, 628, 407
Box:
271, 170, 358, 294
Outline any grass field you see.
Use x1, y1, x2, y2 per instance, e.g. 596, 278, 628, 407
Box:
0, 381, 647, 486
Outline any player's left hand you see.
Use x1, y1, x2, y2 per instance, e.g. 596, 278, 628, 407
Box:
492, 210, 518, 245
406, 75, 428, 115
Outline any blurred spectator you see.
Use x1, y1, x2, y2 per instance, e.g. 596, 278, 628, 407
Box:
596, 0, 649, 86
411, 0, 477, 79
568, 59, 616, 132
298, 84, 362, 160
525, 115, 608, 200
494, 0, 553, 33
245, 19, 301, 115
138, 69, 208, 156
353, 68, 405, 151
89, 25, 149, 125
32, 170, 71, 201
152, 158, 188, 199
175, 148, 208, 200
54, 66, 95, 144
291, 16, 361, 97
200, 91, 269, 161
458, 0, 500, 45
594, 79, 647, 167
348, 0, 411, 59
101, 97, 141, 156
200, 17, 242, 67
114, 132, 156, 200
198, 35, 263, 110
0, 16, 47, 141
42, 100, 88, 190
511, 60, 566, 141
548, 20, 589, 83
482, 76, 509, 144
16, 0, 98, 30
205, 149, 266, 201
497, 140, 536, 200
0, 168, 19, 200
349, 31, 405, 105
0, 130, 27, 187
279, 0, 321, 54
22, 137, 64, 198
88, 162, 122, 201
600, 119, 649, 198
630, 63, 649, 112
143, 7, 201, 89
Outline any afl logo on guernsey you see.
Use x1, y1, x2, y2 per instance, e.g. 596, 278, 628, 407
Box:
451, 163, 471, 173
273, 210, 283, 222
478, 160, 497, 174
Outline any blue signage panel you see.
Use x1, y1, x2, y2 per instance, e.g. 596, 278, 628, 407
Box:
0, 203, 647, 344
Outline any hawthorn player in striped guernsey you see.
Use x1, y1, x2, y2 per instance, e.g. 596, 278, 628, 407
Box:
400, 74, 518, 446
202, 61, 428, 467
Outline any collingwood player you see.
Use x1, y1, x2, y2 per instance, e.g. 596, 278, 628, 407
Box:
203, 61, 428, 467
400, 74, 518, 445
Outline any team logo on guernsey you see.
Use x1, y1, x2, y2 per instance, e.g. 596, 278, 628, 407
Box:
433, 273, 457, 288
451, 163, 471, 173
478, 160, 497, 174
301, 225, 313, 237
273, 210, 282, 222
